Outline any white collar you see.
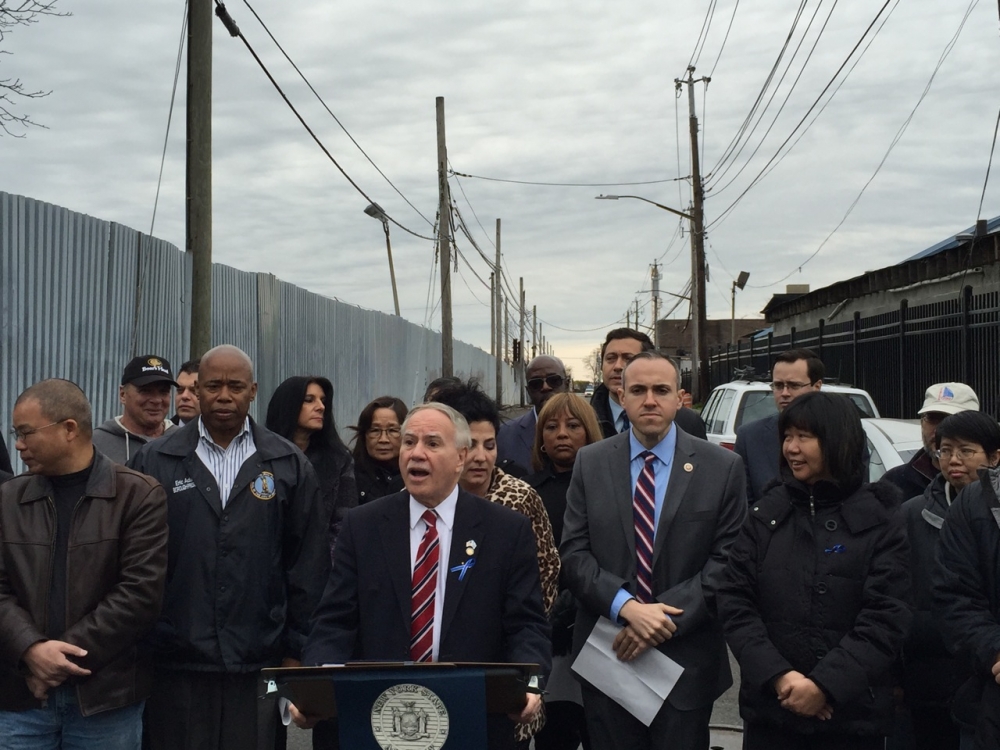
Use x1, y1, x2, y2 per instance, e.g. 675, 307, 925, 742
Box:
408, 485, 459, 531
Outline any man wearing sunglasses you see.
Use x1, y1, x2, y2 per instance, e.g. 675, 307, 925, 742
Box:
497, 355, 569, 473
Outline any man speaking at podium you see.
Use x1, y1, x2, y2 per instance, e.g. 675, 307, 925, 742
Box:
291, 402, 551, 749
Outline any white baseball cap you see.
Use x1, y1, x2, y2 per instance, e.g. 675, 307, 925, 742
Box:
917, 383, 980, 416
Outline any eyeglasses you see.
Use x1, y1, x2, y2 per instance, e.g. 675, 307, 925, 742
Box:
935, 447, 984, 461
10, 420, 67, 441
367, 427, 401, 439
526, 375, 566, 391
770, 381, 814, 393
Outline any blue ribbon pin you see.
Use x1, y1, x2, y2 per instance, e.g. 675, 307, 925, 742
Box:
824, 544, 846, 554
450, 558, 476, 581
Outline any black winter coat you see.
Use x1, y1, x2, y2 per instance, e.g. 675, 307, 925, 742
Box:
900, 474, 965, 707
719, 476, 910, 736
933, 467, 1000, 737
355, 461, 404, 505
128, 419, 329, 672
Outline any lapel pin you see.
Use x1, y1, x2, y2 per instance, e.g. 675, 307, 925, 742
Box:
684, 462, 694, 472
450, 558, 476, 581
465, 540, 477, 556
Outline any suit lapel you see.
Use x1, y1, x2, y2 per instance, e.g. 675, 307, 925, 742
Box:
440, 492, 484, 646
653, 430, 697, 562
377, 493, 414, 633
609, 435, 636, 558
518, 412, 536, 454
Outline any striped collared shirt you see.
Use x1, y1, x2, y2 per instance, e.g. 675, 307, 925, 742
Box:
195, 417, 257, 507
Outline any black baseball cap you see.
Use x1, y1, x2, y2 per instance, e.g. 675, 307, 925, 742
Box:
121, 355, 178, 387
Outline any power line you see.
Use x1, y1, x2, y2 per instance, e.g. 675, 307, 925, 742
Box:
707, 0, 839, 194
707, 0, 897, 230
149, 0, 188, 237
688, 0, 720, 71
746, 0, 980, 289
239, 0, 433, 227
536, 317, 627, 334
448, 169, 684, 188
708, 0, 741, 77
212, 1, 437, 242
977, 104, 1000, 223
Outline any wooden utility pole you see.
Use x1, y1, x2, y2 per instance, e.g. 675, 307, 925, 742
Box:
490, 273, 496, 356
532, 305, 538, 359
495, 219, 503, 404
679, 66, 709, 401
436, 97, 454, 377
634, 299, 640, 330
187, 0, 213, 360
519, 278, 526, 407
651, 261, 661, 349
504, 298, 510, 363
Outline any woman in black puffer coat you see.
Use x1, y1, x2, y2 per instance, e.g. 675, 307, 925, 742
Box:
719, 391, 910, 750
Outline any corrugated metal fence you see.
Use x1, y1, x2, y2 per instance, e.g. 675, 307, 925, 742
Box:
1, 192, 518, 469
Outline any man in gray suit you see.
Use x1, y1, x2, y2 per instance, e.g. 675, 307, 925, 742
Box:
496, 355, 568, 472
561, 352, 746, 749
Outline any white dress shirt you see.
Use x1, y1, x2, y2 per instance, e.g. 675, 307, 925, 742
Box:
409, 486, 458, 661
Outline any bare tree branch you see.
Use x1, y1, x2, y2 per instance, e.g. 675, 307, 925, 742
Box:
0, 0, 70, 136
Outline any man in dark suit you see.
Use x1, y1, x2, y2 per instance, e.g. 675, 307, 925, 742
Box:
292, 402, 551, 749
734, 348, 823, 503
497, 355, 568, 472
561, 352, 746, 749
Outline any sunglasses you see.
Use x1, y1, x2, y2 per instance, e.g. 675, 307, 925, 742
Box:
527, 375, 566, 391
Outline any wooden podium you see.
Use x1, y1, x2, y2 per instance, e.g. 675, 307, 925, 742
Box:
260, 662, 540, 749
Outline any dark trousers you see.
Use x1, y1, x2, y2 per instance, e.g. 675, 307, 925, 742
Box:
743, 722, 885, 750
581, 683, 711, 750
144, 669, 277, 750
534, 701, 591, 750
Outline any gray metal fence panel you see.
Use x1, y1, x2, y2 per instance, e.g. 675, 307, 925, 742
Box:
1, 192, 517, 470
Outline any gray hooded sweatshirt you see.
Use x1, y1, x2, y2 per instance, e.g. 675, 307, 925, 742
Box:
92, 416, 176, 464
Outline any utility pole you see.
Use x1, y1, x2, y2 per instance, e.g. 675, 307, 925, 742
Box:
519, 278, 526, 407
495, 219, 503, 404
490, 273, 496, 357
436, 97, 454, 377
187, 0, 213, 360
677, 65, 709, 401
532, 305, 538, 359
634, 299, 640, 330
504, 298, 510, 363
651, 261, 661, 349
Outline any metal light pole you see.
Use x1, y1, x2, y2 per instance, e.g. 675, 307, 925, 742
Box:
364, 203, 401, 316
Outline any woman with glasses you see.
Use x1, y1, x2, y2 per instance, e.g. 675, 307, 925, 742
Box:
914, 412, 1000, 749
349, 396, 408, 505
719, 391, 910, 750
265, 376, 357, 558
525, 393, 602, 750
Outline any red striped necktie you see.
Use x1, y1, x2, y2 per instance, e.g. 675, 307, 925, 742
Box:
410, 510, 439, 662
633, 451, 656, 603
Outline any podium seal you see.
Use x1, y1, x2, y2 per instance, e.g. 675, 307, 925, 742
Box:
371, 683, 449, 750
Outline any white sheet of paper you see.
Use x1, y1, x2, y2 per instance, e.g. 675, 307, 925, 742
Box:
570, 616, 685, 726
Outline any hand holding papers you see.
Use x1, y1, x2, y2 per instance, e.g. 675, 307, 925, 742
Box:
571, 617, 684, 726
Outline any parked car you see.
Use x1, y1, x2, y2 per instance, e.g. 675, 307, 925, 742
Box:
702, 379, 881, 450
584, 383, 595, 398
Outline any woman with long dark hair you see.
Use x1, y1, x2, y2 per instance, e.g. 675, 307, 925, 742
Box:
526, 393, 602, 750
719, 391, 910, 750
349, 395, 407, 504
265, 376, 357, 558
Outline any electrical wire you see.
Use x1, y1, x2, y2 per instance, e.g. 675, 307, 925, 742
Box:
239, 0, 433, 227
977, 105, 1000, 223
688, 0, 720, 71
149, 0, 187, 238
707, 0, 838, 194
707, 0, 896, 231
211, 1, 437, 242
448, 170, 684, 187
708, 0, 741, 77
536, 317, 628, 333
745, 0, 979, 289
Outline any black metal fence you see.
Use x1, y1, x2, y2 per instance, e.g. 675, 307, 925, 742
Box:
708, 286, 1000, 419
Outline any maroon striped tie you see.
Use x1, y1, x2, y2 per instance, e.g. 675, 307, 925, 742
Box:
633, 451, 657, 603
410, 510, 439, 662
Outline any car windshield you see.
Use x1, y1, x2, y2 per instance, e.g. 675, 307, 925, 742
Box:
846, 394, 876, 418
735, 391, 777, 430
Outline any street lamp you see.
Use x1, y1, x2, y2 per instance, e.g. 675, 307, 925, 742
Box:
364, 202, 401, 317
731, 271, 750, 346
596, 193, 707, 401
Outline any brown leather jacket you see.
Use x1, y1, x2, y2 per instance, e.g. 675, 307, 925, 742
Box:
0, 450, 168, 715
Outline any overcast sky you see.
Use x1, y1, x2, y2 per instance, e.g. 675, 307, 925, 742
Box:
3, 0, 998, 378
